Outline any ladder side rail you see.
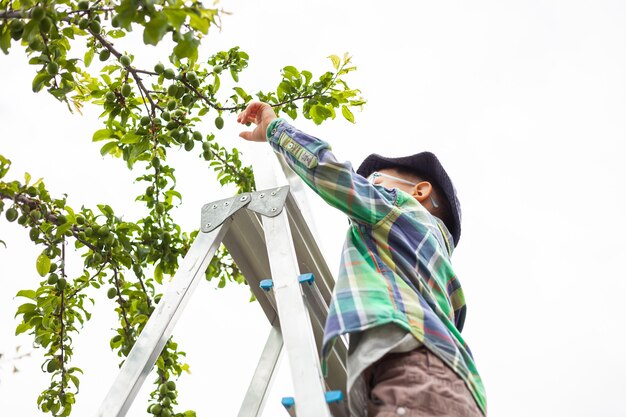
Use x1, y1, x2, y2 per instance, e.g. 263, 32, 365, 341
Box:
254, 150, 331, 277
300, 283, 348, 400
275, 155, 325, 247
284, 193, 335, 308
300, 283, 348, 361
262, 209, 332, 417
237, 325, 284, 417
284, 192, 350, 393
96, 223, 232, 417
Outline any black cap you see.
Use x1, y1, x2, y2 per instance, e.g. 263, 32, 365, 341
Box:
356, 152, 462, 246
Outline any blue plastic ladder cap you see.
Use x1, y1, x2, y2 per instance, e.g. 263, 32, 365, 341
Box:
281, 396, 295, 409
260, 279, 274, 292
325, 390, 344, 404
298, 273, 315, 285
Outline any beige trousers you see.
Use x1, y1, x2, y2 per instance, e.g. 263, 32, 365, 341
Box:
363, 347, 484, 417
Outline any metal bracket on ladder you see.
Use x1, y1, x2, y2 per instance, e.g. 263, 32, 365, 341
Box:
201, 186, 290, 233
96, 186, 347, 417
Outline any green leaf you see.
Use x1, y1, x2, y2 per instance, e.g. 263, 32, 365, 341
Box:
109, 30, 126, 39
36, 253, 51, 277
302, 70, 313, 85
57, 222, 72, 237
100, 142, 119, 156
163, 8, 187, 31
120, 132, 141, 144
277, 81, 292, 100
0, 25, 11, 55
97, 204, 114, 217
15, 322, 32, 335
328, 54, 341, 70
233, 87, 249, 100
84, 48, 95, 67
341, 105, 355, 123
32, 72, 50, 93
230, 68, 239, 82
16, 289, 36, 300
92, 129, 113, 142
283, 66, 300, 80
143, 14, 169, 46
16, 303, 36, 316
188, 8, 217, 34
173, 33, 200, 62
154, 263, 164, 284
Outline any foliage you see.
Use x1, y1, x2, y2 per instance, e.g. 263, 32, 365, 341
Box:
0, 0, 364, 415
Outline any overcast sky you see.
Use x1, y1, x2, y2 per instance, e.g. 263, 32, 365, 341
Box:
1, 1, 626, 416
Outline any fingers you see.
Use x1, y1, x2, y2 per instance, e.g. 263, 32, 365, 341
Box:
237, 102, 258, 124
238, 102, 273, 142
237, 101, 271, 125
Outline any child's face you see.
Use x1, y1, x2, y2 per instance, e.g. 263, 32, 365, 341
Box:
369, 168, 418, 194
369, 168, 439, 214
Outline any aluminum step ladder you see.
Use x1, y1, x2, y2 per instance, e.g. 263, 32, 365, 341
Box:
95, 185, 349, 417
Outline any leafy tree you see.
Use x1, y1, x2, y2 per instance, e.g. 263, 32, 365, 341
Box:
0, 1, 364, 415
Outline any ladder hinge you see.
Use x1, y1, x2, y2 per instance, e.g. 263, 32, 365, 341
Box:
201, 186, 290, 232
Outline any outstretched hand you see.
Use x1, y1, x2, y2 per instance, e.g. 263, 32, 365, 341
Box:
237, 102, 278, 142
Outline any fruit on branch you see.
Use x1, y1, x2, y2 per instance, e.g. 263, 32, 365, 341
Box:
89, 20, 101, 33
119, 55, 131, 67
46, 62, 59, 75
5, 207, 18, 222
121, 84, 131, 97
39, 17, 52, 34
30, 6, 46, 21
99, 49, 111, 61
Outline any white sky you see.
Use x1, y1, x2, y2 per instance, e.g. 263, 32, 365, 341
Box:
1, 1, 626, 416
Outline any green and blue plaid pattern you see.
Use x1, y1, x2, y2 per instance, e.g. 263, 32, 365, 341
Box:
266, 119, 487, 414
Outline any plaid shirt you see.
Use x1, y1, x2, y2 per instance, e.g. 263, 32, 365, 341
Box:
266, 119, 487, 414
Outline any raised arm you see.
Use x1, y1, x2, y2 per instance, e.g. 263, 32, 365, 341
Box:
238, 102, 396, 225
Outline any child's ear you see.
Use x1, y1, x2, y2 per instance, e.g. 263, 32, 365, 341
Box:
411, 181, 433, 203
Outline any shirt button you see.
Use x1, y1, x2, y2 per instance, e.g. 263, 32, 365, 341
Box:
271, 128, 277, 135
396, 407, 407, 416
287, 143, 294, 149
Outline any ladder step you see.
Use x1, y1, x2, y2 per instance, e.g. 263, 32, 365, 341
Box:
324, 390, 344, 404
280, 390, 344, 412
260, 279, 274, 291
281, 396, 295, 409
298, 273, 315, 285
281, 397, 297, 417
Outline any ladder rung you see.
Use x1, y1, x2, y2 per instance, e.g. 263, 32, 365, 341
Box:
324, 390, 344, 404
281, 397, 297, 417
298, 273, 315, 285
260, 279, 274, 291
281, 397, 295, 409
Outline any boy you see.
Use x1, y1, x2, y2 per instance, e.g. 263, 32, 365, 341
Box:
238, 102, 486, 417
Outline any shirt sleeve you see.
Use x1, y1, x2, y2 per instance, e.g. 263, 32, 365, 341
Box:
266, 118, 396, 225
